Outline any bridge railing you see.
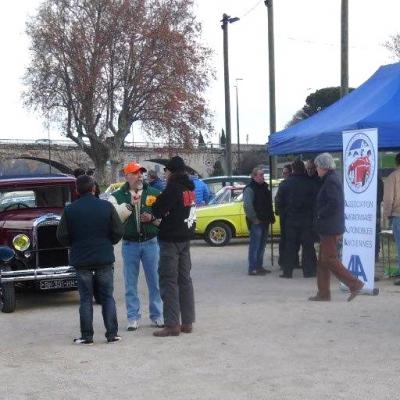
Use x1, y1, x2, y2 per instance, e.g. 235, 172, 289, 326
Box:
0, 138, 226, 150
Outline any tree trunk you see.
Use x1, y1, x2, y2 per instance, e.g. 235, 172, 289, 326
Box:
109, 137, 124, 183
93, 161, 107, 186
110, 160, 122, 183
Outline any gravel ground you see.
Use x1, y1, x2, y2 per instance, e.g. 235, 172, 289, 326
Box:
1, 240, 399, 400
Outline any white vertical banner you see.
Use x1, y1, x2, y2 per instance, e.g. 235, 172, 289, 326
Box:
342, 128, 377, 292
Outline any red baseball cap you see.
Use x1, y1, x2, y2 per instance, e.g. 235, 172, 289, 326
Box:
123, 162, 147, 175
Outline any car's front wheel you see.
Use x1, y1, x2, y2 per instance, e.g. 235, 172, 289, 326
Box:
204, 222, 232, 246
0, 278, 16, 313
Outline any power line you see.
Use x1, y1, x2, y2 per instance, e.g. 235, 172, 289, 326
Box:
240, 0, 263, 19
285, 36, 381, 50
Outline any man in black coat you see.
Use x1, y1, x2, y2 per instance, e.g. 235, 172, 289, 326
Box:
275, 159, 318, 278
309, 153, 364, 302
275, 163, 293, 269
243, 166, 275, 276
148, 156, 196, 337
57, 175, 124, 344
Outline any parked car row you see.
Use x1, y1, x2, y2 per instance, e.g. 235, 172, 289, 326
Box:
0, 173, 279, 313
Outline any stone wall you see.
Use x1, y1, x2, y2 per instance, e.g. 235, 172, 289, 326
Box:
0, 142, 265, 180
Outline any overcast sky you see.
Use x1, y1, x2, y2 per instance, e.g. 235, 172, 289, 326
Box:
0, 0, 399, 145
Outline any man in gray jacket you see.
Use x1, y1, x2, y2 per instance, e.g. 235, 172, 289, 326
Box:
243, 166, 275, 276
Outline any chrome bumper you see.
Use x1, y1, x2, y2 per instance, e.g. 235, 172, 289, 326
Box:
0, 266, 76, 283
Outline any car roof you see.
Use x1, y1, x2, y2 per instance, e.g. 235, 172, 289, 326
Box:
219, 184, 245, 190
202, 175, 250, 183
0, 174, 75, 188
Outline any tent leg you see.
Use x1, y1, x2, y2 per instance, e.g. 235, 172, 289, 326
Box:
269, 156, 274, 267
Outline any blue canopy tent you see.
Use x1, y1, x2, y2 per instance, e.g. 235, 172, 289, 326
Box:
268, 63, 400, 155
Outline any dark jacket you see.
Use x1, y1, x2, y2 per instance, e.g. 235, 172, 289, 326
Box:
315, 170, 345, 235
56, 193, 124, 268
152, 173, 196, 242
243, 180, 275, 224
275, 173, 318, 227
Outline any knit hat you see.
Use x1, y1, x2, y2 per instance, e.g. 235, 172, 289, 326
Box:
165, 156, 186, 173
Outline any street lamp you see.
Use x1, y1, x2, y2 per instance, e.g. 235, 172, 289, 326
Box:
264, 0, 276, 135
234, 78, 243, 173
221, 13, 240, 177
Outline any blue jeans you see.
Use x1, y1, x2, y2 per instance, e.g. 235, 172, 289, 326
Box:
392, 217, 400, 269
248, 223, 269, 272
122, 238, 162, 322
76, 265, 118, 340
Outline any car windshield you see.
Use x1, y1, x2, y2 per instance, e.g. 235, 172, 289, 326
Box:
209, 187, 231, 205
235, 185, 279, 203
0, 185, 71, 212
209, 186, 245, 205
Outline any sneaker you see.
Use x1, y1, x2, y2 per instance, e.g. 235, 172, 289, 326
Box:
73, 337, 93, 345
127, 320, 139, 331
107, 336, 122, 343
151, 318, 165, 328
257, 267, 271, 275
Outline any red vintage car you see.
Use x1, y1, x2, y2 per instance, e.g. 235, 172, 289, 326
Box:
0, 174, 78, 313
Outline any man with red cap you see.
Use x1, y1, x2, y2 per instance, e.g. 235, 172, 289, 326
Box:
109, 162, 163, 331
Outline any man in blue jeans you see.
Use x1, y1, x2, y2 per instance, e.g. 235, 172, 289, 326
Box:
57, 175, 124, 345
243, 166, 275, 276
109, 162, 163, 330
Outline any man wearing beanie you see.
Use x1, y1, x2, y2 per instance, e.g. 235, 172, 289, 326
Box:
145, 156, 196, 337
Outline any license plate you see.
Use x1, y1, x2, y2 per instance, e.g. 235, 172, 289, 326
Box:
39, 278, 78, 290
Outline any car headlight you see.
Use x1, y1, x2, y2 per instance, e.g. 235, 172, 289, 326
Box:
12, 234, 30, 252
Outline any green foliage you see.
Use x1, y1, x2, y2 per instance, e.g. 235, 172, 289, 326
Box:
198, 133, 206, 147
220, 129, 226, 146
286, 86, 354, 127
211, 160, 224, 176
239, 150, 268, 175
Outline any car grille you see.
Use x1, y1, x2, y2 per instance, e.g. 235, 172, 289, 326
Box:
36, 224, 68, 267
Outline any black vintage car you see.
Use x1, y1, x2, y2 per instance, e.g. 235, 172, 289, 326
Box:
0, 174, 78, 313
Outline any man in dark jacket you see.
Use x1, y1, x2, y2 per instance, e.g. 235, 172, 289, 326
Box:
275, 163, 294, 269
57, 175, 124, 344
275, 159, 318, 278
147, 156, 196, 337
309, 153, 364, 302
243, 166, 275, 276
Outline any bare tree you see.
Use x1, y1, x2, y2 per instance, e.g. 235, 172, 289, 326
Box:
385, 34, 400, 60
24, 0, 213, 183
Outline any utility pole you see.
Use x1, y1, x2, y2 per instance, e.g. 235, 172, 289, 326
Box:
340, 0, 349, 97
47, 126, 52, 174
264, 0, 276, 135
235, 78, 243, 173
265, 0, 276, 265
221, 13, 239, 177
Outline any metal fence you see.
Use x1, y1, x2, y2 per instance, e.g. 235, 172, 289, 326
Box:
0, 138, 226, 150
